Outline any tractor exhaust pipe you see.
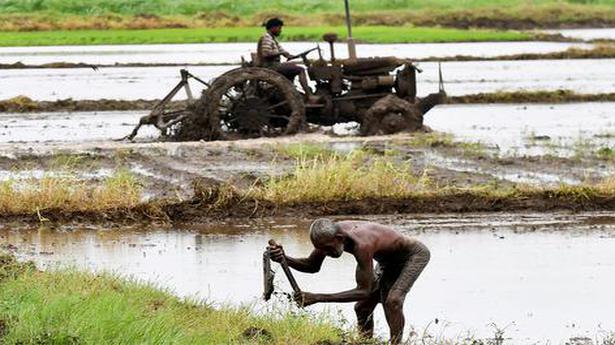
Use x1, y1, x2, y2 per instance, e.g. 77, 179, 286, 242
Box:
344, 0, 357, 60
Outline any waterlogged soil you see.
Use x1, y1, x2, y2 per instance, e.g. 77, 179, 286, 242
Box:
0, 103, 613, 209
1, 212, 614, 344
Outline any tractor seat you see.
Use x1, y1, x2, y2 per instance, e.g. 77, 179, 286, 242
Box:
342, 57, 402, 76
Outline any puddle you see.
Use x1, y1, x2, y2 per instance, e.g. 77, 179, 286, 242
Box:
0, 41, 591, 65
1, 212, 614, 344
424, 152, 583, 185
425, 102, 615, 156
0, 110, 158, 143
0, 168, 114, 183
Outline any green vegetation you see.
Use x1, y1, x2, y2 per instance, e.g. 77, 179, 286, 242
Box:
597, 147, 615, 161
245, 149, 615, 204
0, 26, 530, 46
0, 0, 614, 17
1, 0, 614, 33
0, 253, 341, 345
0, 169, 141, 215
251, 151, 426, 203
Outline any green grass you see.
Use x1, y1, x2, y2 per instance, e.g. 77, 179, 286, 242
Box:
0, 26, 530, 46
597, 147, 615, 161
1, 0, 614, 16
244, 148, 615, 205
0, 254, 341, 345
250, 151, 429, 203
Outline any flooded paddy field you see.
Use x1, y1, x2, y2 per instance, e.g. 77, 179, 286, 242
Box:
2, 58, 614, 101
2, 212, 614, 344
0, 41, 591, 66
0, 37, 614, 345
0, 102, 612, 196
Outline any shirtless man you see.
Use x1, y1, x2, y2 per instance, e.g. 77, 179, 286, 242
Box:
268, 218, 430, 344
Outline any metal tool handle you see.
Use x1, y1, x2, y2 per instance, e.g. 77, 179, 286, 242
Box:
268, 239, 302, 293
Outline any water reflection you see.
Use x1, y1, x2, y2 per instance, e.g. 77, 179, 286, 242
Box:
1, 213, 614, 344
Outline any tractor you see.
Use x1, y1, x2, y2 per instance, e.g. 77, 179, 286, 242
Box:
124, 2, 445, 141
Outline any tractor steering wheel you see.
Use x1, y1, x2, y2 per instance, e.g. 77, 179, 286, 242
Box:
288, 47, 319, 65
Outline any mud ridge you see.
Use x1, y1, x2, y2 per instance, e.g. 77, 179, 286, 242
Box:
2, 91, 614, 114
0, 96, 188, 113
5, 191, 615, 225
449, 90, 615, 104
419, 44, 615, 62
3, 46, 615, 71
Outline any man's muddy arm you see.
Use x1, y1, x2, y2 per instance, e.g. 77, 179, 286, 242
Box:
285, 250, 326, 273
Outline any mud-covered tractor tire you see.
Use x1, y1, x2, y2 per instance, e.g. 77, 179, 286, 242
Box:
360, 95, 424, 136
204, 67, 306, 140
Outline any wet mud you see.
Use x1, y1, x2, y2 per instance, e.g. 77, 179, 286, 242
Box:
0, 96, 187, 113
1, 141, 614, 225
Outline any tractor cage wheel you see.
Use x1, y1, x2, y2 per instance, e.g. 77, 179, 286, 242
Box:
204, 67, 306, 140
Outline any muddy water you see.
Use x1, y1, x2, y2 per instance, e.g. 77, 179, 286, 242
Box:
3, 58, 615, 101
0, 42, 590, 66
417, 58, 615, 96
426, 102, 615, 156
0, 65, 229, 101
1, 212, 614, 344
0, 110, 156, 143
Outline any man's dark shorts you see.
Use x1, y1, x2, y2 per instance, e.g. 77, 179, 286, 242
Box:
272, 62, 304, 80
373, 240, 430, 302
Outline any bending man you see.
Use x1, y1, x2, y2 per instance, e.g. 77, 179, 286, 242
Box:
268, 219, 430, 344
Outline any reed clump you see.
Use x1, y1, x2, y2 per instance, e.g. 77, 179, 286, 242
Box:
0, 169, 141, 215
250, 151, 429, 203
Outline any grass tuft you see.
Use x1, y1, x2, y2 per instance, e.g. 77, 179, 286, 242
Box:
251, 151, 424, 203
0, 169, 141, 215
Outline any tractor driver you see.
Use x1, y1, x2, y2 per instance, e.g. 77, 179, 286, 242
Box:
257, 17, 318, 102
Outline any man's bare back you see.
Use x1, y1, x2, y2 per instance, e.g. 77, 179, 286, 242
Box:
267, 219, 430, 344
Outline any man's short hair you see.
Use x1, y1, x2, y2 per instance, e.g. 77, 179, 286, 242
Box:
310, 218, 337, 243
264, 17, 284, 30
